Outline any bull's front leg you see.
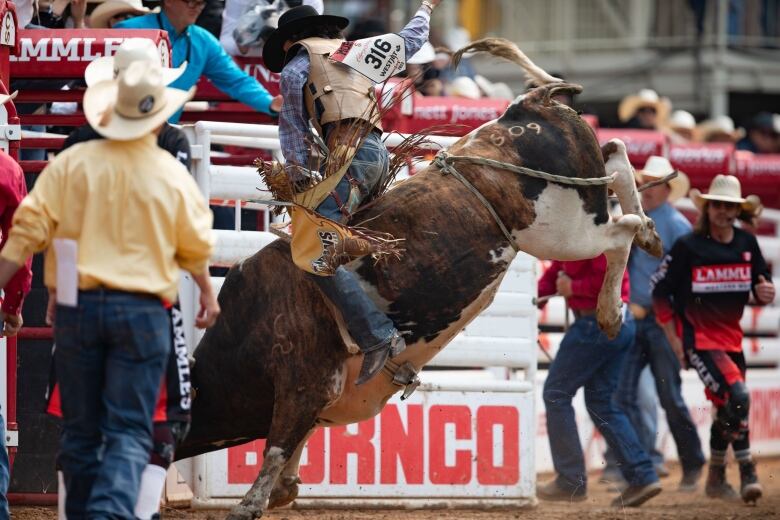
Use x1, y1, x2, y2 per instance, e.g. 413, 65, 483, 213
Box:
598, 215, 642, 338
267, 428, 317, 509
602, 139, 663, 258
226, 398, 328, 520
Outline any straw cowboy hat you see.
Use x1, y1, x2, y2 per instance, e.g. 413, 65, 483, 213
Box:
618, 88, 671, 123
695, 115, 744, 143
85, 38, 186, 87
89, 0, 158, 28
84, 60, 195, 141
634, 155, 690, 203
262, 5, 349, 73
669, 110, 695, 132
689, 175, 762, 216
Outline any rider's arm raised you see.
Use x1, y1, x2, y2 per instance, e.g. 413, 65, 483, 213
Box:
398, 0, 443, 58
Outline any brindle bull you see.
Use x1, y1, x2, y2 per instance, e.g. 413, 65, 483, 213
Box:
175, 41, 662, 520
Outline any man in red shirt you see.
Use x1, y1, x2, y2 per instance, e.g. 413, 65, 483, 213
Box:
652, 175, 773, 504
0, 91, 33, 518
537, 255, 660, 507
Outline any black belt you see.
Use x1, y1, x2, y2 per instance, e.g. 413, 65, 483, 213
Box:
573, 308, 597, 319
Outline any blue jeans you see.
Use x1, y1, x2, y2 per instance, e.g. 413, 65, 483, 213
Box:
543, 314, 657, 492
605, 367, 663, 472
55, 291, 170, 520
0, 407, 8, 520
311, 130, 396, 351
615, 315, 705, 473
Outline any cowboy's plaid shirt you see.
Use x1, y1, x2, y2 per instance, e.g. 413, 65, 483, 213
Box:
279, 8, 432, 173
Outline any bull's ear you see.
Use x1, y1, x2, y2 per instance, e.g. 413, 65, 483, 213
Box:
525, 82, 583, 106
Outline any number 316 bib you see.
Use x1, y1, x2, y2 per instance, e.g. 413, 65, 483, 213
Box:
329, 33, 407, 84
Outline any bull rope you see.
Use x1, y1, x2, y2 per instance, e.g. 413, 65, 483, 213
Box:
432, 151, 616, 253
433, 151, 617, 187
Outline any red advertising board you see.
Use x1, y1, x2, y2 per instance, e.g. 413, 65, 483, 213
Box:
226, 403, 521, 487
9, 29, 171, 78
668, 142, 734, 190
596, 128, 667, 167
734, 151, 780, 209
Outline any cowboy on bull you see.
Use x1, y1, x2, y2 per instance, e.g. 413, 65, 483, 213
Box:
262, 0, 442, 385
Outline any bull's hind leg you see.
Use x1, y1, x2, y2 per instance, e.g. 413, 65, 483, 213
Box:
598, 215, 642, 339
602, 139, 663, 258
226, 401, 327, 520
267, 428, 316, 509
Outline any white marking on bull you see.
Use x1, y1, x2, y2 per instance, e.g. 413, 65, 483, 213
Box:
489, 245, 514, 265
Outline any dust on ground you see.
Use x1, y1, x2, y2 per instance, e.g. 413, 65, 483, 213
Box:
12, 458, 780, 519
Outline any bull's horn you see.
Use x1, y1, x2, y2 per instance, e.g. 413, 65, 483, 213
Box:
525, 82, 584, 106
451, 37, 561, 86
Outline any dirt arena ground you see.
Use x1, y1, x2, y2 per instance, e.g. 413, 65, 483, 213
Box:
12, 458, 780, 519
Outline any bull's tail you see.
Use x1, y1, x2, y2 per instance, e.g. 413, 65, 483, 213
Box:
451, 38, 561, 86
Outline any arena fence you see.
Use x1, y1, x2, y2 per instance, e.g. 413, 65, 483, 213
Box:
170, 121, 539, 509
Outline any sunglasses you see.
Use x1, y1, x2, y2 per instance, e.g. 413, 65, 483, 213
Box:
709, 200, 740, 210
637, 106, 657, 115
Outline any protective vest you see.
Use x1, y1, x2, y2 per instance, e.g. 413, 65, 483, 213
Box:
296, 37, 383, 135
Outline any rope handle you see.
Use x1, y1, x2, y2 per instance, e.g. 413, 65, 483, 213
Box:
434, 151, 616, 187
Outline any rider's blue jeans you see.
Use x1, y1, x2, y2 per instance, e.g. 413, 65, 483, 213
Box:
311, 130, 396, 351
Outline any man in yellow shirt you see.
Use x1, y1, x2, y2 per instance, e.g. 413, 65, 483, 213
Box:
0, 61, 218, 519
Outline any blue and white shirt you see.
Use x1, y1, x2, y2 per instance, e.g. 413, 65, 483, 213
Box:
279, 8, 431, 167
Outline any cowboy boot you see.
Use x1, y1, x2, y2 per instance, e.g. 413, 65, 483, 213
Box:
705, 464, 739, 501
739, 460, 763, 505
356, 331, 405, 386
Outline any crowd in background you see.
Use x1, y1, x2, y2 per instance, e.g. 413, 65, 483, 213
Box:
7, 0, 780, 158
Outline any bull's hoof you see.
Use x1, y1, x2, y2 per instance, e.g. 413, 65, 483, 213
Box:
598, 306, 622, 340
634, 220, 663, 258
268, 475, 300, 509
225, 502, 264, 520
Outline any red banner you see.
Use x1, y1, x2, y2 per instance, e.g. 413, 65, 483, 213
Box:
668, 142, 733, 190
734, 151, 780, 209
9, 29, 171, 78
385, 95, 510, 135
596, 128, 667, 167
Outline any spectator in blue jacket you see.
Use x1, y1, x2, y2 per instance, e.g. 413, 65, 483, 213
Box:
115, 0, 283, 122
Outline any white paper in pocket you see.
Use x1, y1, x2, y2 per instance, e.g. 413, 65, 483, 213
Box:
53, 238, 78, 307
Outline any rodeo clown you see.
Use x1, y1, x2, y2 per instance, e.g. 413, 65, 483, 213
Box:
262, 0, 442, 384
652, 175, 774, 504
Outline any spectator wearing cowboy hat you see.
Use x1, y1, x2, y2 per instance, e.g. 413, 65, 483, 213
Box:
737, 112, 780, 154
0, 60, 218, 519
614, 156, 706, 492
666, 109, 697, 143
619, 88, 671, 130
262, 0, 441, 384
652, 174, 771, 504
0, 92, 33, 520
115, 0, 282, 122
695, 115, 744, 144
89, 0, 158, 28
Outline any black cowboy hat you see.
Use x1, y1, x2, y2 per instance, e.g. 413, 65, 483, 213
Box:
262, 5, 349, 73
